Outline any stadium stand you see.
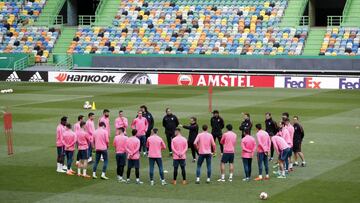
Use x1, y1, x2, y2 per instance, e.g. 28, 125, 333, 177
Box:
0, 26, 59, 62
0, 0, 59, 63
68, 0, 308, 55
320, 27, 360, 56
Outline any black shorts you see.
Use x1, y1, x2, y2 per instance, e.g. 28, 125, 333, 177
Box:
116, 153, 127, 166
293, 143, 302, 153
78, 149, 88, 160
173, 159, 186, 168
128, 159, 140, 169
221, 153, 234, 163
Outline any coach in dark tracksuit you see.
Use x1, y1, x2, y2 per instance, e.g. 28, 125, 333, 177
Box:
182, 117, 199, 162
293, 116, 306, 166
265, 112, 278, 160
210, 110, 224, 153
239, 113, 252, 138
162, 108, 179, 155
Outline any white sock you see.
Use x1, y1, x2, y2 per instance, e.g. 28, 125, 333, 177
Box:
289, 163, 293, 168
136, 178, 140, 182
265, 174, 269, 178
83, 169, 87, 176
93, 172, 96, 177
207, 178, 210, 182
77, 168, 81, 174
259, 175, 263, 179
196, 177, 200, 181
229, 173, 233, 179
57, 163, 60, 170
221, 174, 225, 179
101, 172, 105, 177
281, 171, 285, 176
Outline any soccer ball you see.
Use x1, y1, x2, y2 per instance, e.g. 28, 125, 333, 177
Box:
83, 101, 92, 109
259, 192, 268, 200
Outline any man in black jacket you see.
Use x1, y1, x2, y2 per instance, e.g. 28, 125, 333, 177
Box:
239, 113, 252, 138
265, 112, 278, 161
180, 117, 199, 162
292, 116, 306, 167
162, 108, 179, 155
210, 110, 224, 154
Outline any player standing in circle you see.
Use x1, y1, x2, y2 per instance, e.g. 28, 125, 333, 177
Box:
264, 112, 278, 161
171, 128, 188, 185
131, 111, 149, 156
162, 108, 179, 156
194, 124, 216, 184
239, 113, 252, 138
217, 124, 237, 182
114, 110, 128, 136
180, 117, 199, 162
210, 110, 225, 155
92, 122, 109, 180
146, 128, 167, 186
292, 116, 306, 167
254, 124, 271, 181
113, 127, 128, 182
126, 129, 143, 184
56, 116, 67, 173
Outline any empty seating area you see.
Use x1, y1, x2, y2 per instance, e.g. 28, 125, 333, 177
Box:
320, 27, 360, 56
0, 1, 55, 63
67, 0, 308, 56
69, 26, 307, 55
0, 26, 59, 62
0, 0, 47, 28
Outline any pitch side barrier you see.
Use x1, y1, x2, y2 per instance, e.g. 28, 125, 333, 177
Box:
72, 54, 360, 75
1, 70, 360, 90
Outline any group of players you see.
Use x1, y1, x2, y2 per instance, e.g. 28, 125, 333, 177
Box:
56, 105, 306, 185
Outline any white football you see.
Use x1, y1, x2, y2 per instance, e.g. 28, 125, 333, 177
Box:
259, 192, 268, 200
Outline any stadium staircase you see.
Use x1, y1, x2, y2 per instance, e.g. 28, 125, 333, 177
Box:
50, 26, 77, 64
280, 0, 308, 27
34, 0, 66, 26
342, 0, 360, 26
303, 27, 326, 56
94, 0, 121, 26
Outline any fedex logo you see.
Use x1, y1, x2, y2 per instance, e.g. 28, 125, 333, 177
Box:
284, 77, 321, 89
339, 78, 360, 89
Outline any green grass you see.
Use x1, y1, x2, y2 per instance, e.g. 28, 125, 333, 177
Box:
0, 82, 359, 203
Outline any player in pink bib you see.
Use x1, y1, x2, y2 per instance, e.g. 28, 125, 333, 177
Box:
217, 124, 237, 182
171, 128, 188, 185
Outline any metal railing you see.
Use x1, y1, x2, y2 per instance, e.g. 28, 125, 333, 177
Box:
35, 15, 64, 26
279, 16, 309, 26
78, 15, 96, 26
55, 54, 73, 70
327, 16, 343, 26
298, 16, 309, 26
13, 56, 28, 70
327, 16, 360, 26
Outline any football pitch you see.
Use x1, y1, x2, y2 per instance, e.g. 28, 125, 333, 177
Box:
0, 82, 359, 203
